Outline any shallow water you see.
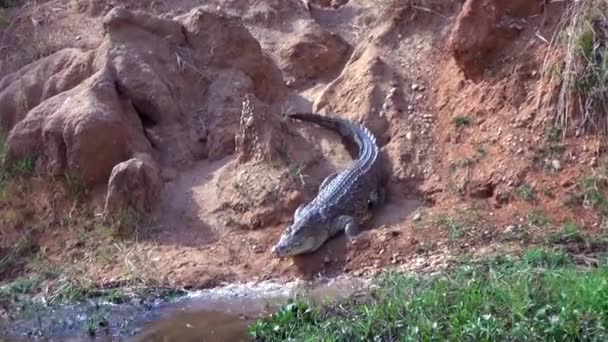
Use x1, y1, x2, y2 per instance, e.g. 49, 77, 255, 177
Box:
0, 275, 370, 341
130, 310, 252, 342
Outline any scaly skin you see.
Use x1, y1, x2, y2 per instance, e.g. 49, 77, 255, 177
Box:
271, 112, 386, 256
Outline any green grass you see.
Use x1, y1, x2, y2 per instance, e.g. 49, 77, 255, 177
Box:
250, 249, 608, 341
452, 115, 473, 128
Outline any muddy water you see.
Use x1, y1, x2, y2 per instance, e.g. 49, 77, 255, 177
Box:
0, 275, 370, 341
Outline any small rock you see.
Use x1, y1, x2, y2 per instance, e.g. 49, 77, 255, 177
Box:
551, 159, 561, 171
406, 131, 414, 141
412, 211, 422, 222
503, 225, 514, 234
323, 256, 331, 264
411, 84, 420, 91
415, 94, 424, 101
407, 105, 414, 111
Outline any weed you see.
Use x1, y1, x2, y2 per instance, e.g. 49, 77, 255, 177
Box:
452, 115, 473, 128
287, 162, 307, 185
548, 221, 587, 244
0, 9, 7, 29
63, 173, 88, 200
0, 225, 37, 275
7, 154, 36, 178
83, 304, 109, 336
516, 183, 535, 202
47, 276, 94, 304
433, 214, 468, 241
578, 174, 608, 216
476, 144, 487, 159
527, 209, 552, 228
0, 275, 42, 301
110, 207, 142, 238
250, 249, 608, 341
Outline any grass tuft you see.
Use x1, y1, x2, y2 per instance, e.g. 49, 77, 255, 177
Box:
452, 115, 473, 128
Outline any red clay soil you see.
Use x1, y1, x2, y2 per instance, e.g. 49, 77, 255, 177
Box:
0, 0, 605, 289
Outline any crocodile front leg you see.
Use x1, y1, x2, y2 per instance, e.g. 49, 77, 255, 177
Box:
333, 215, 360, 240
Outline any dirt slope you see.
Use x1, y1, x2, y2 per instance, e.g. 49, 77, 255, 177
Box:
1, 0, 604, 290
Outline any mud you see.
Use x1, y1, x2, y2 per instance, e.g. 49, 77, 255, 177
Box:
0, 275, 369, 341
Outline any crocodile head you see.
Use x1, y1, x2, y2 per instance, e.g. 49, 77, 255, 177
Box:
271, 212, 329, 256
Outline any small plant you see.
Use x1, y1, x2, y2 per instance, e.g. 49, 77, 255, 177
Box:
0, 9, 7, 29
83, 304, 109, 337
476, 144, 487, 159
0, 275, 42, 301
578, 175, 608, 216
433, 214, 467, 241
452, 115, 472, 128
249, 301, 319, 341
63, 173, 88, 200
8, 154, 35, 177
527, 209, 552, 228
288, 162, 307, 185
111, 207, 142, 238
516, 183, 535, 202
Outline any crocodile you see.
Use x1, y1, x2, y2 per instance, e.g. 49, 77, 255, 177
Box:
271, 112, 386, 256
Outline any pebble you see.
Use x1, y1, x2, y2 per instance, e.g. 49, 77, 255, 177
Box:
406, 131, 414, 141
503, 225, 514, 234
323, 256, 331, 264
412, 211, 422, 222
407, 105, 414, 111
551, 159, 561, 171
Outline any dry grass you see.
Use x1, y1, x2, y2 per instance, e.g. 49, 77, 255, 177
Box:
0, 1, 75, 78
538, 0, 608, 137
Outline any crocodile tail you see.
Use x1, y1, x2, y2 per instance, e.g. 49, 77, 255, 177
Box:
286, 112, 376, 148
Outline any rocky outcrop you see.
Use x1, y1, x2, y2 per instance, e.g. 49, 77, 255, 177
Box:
449, 0, 544, 80
0, 6, 288, 212
278, 22, 351, 88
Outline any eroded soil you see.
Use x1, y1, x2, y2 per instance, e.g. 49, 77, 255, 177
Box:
1, 0, 606, 310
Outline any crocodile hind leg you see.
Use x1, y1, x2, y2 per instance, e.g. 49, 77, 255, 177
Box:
333, 215, 360, 241
367, 185, 386, 210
